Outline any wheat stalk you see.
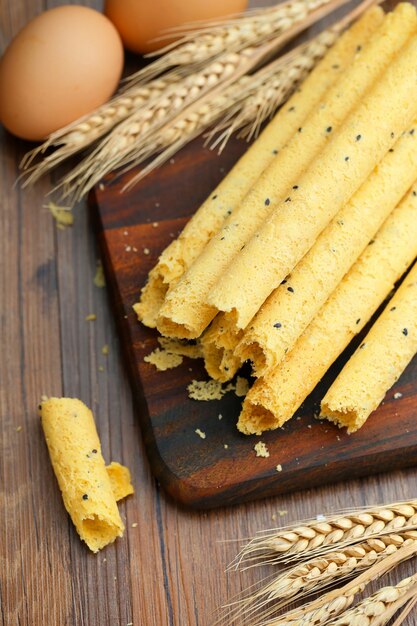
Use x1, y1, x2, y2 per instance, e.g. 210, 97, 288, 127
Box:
327, 575, 417, 626
130, 0, 350, 83
259, 542, 417, 626
208, 27, 338, 152
233, 502, 417, 570
20, 74, 180, 181
223, 533, 417, 626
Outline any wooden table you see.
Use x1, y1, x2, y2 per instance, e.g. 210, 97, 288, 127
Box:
1, 1, 417, 625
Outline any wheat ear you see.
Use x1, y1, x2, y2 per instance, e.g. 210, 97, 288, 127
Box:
222, 532, 417, 626
261, 541, 417, 626
327, 575, 417, 626
130, 0, 351, 83
234, 502, 417, 569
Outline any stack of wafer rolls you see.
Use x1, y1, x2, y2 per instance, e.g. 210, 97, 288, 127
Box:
136, 4, 417, 435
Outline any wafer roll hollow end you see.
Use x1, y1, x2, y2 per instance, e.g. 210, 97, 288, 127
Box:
238, 382, 286, 435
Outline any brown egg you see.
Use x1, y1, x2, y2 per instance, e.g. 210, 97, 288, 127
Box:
104, 0, 248, 54
0, 5, 124, 141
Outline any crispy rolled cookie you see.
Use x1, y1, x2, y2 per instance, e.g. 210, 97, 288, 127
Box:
237, 123, 417, 376
320, 261, 417, 432
238, 188, 417, 435
40, 397, 125, 552
134, 6, 384, 328
210, 21, 417, 332
158, 5, 415, 339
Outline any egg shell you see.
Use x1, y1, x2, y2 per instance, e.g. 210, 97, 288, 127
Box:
0, 5, 124, 141
105, 0, 248, 54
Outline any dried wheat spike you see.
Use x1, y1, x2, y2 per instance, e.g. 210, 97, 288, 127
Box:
327, 575, 417, 626
224, 532, 417, 626
132, 0, 344, 82
235, 502, 417, 568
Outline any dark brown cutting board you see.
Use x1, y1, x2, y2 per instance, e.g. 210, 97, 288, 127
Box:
90, 131, 417, 509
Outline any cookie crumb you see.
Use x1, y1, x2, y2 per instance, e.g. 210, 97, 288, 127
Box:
98, 366, 105, 372
279, 510, 287, 517
93, 260, 106, 288
218, 413, 223, 420
195, 428, 206, 439
143, 248, 150, 255
276, 464, 282, 472
254, 441, 269, 458
394, 392, 403, 399
224, 444, 228, 449
131, 522, 138, 528
188, 379, 224, 401
85, 314, 97, 321
144, 348, 183, 371
102, 344, 109, 356
152, 222, 159, 228
16, 425, 22, 432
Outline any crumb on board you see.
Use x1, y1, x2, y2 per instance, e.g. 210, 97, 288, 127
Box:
143, 248, 150, 255
276, 464, 282, 472
45, 202, 74, 229
98, 365, 105, 372
394, 392, 403, 399
235, 376, 250, 397
131, 522, 138, 528
125, 245, 132, 252
218, 414, 223, 420
102, 344, 109, 356
279, 510, 288, 517
144, 348, 183, 371
271, 513, 276, 521
16, 425, 22, 432
224, 444, 228, 449
85, 314, 97, 321
93, 261, 106, 288
254, 441, 269, 458
123, 230, 128, 236
195, 428, 206, 439
158, 337, 203, 359
152, 222, 159, 228
188, 379, 224, 401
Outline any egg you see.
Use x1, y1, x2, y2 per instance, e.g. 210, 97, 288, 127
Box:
0, 5, 124, 141
104, 0, 249, 54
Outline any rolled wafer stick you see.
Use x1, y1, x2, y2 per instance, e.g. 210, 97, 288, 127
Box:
134, 6, 384, 329
201, 316, 244, 382
210, 24, 417, 334
320, 261, 417, 432
157, 5, 416, 339
238, 188, 417, 435
236, 123, 417, 377
40, 397, 126, 552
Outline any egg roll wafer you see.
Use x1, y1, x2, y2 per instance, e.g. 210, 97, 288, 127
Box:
320, 261, 417, 432
238, 188, 417, 435
158, 5, 416, 339
237, 124, 417, 376
40, 397, 125, 552
135, 6, 384, 328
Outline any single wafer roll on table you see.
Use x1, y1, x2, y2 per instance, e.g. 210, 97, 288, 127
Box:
210, 27, 417, 334
320, 261, 417, 432
236, 124, 417, 377
238, 188, 417, 435
134, 6, 384, 329
40, 397, 125, 552
157, 5, 412, 340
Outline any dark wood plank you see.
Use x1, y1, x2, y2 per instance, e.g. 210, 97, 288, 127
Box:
1, 1, 417, 626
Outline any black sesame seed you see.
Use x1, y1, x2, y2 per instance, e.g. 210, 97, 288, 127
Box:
403, 328, 409, 336
391, 132, 395, 139
413, 191, 417, 197
410, 129, 415, 135
227, 209, 232, 215
356, 45, 362, 52
292, 185, 299, 190
224, 366, 229, 371
264, 198, 270, 206
272, 149, 278, 155
288, 106, 295, 112
287, 286, 294, 293
285, 197, 291, 203
282, 279, 287, 284
332, 64, 340, 69
389, 148, 394, 153
212, 194, 218, 200
345, 156, 350, 162
274, 322, 282, 329
220, 237, 225, 241
356, 318, 361, 324
240, 245, 245, 251
326, 126, 332, 133
369, 239, 375, 245
390, 307, 396, 312
360, 343, 366, 349
298, 127, 302, 133
82, 494, 89, 500
356, 134, 362, 141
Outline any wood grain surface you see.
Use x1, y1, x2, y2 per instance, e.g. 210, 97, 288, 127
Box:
1, 1, 417, 625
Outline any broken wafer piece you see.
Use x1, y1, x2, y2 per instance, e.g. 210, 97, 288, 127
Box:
40, 397, 131, 552
320, 261, 417, 432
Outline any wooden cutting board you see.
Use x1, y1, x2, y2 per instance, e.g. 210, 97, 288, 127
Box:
90, 130, 417, 510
